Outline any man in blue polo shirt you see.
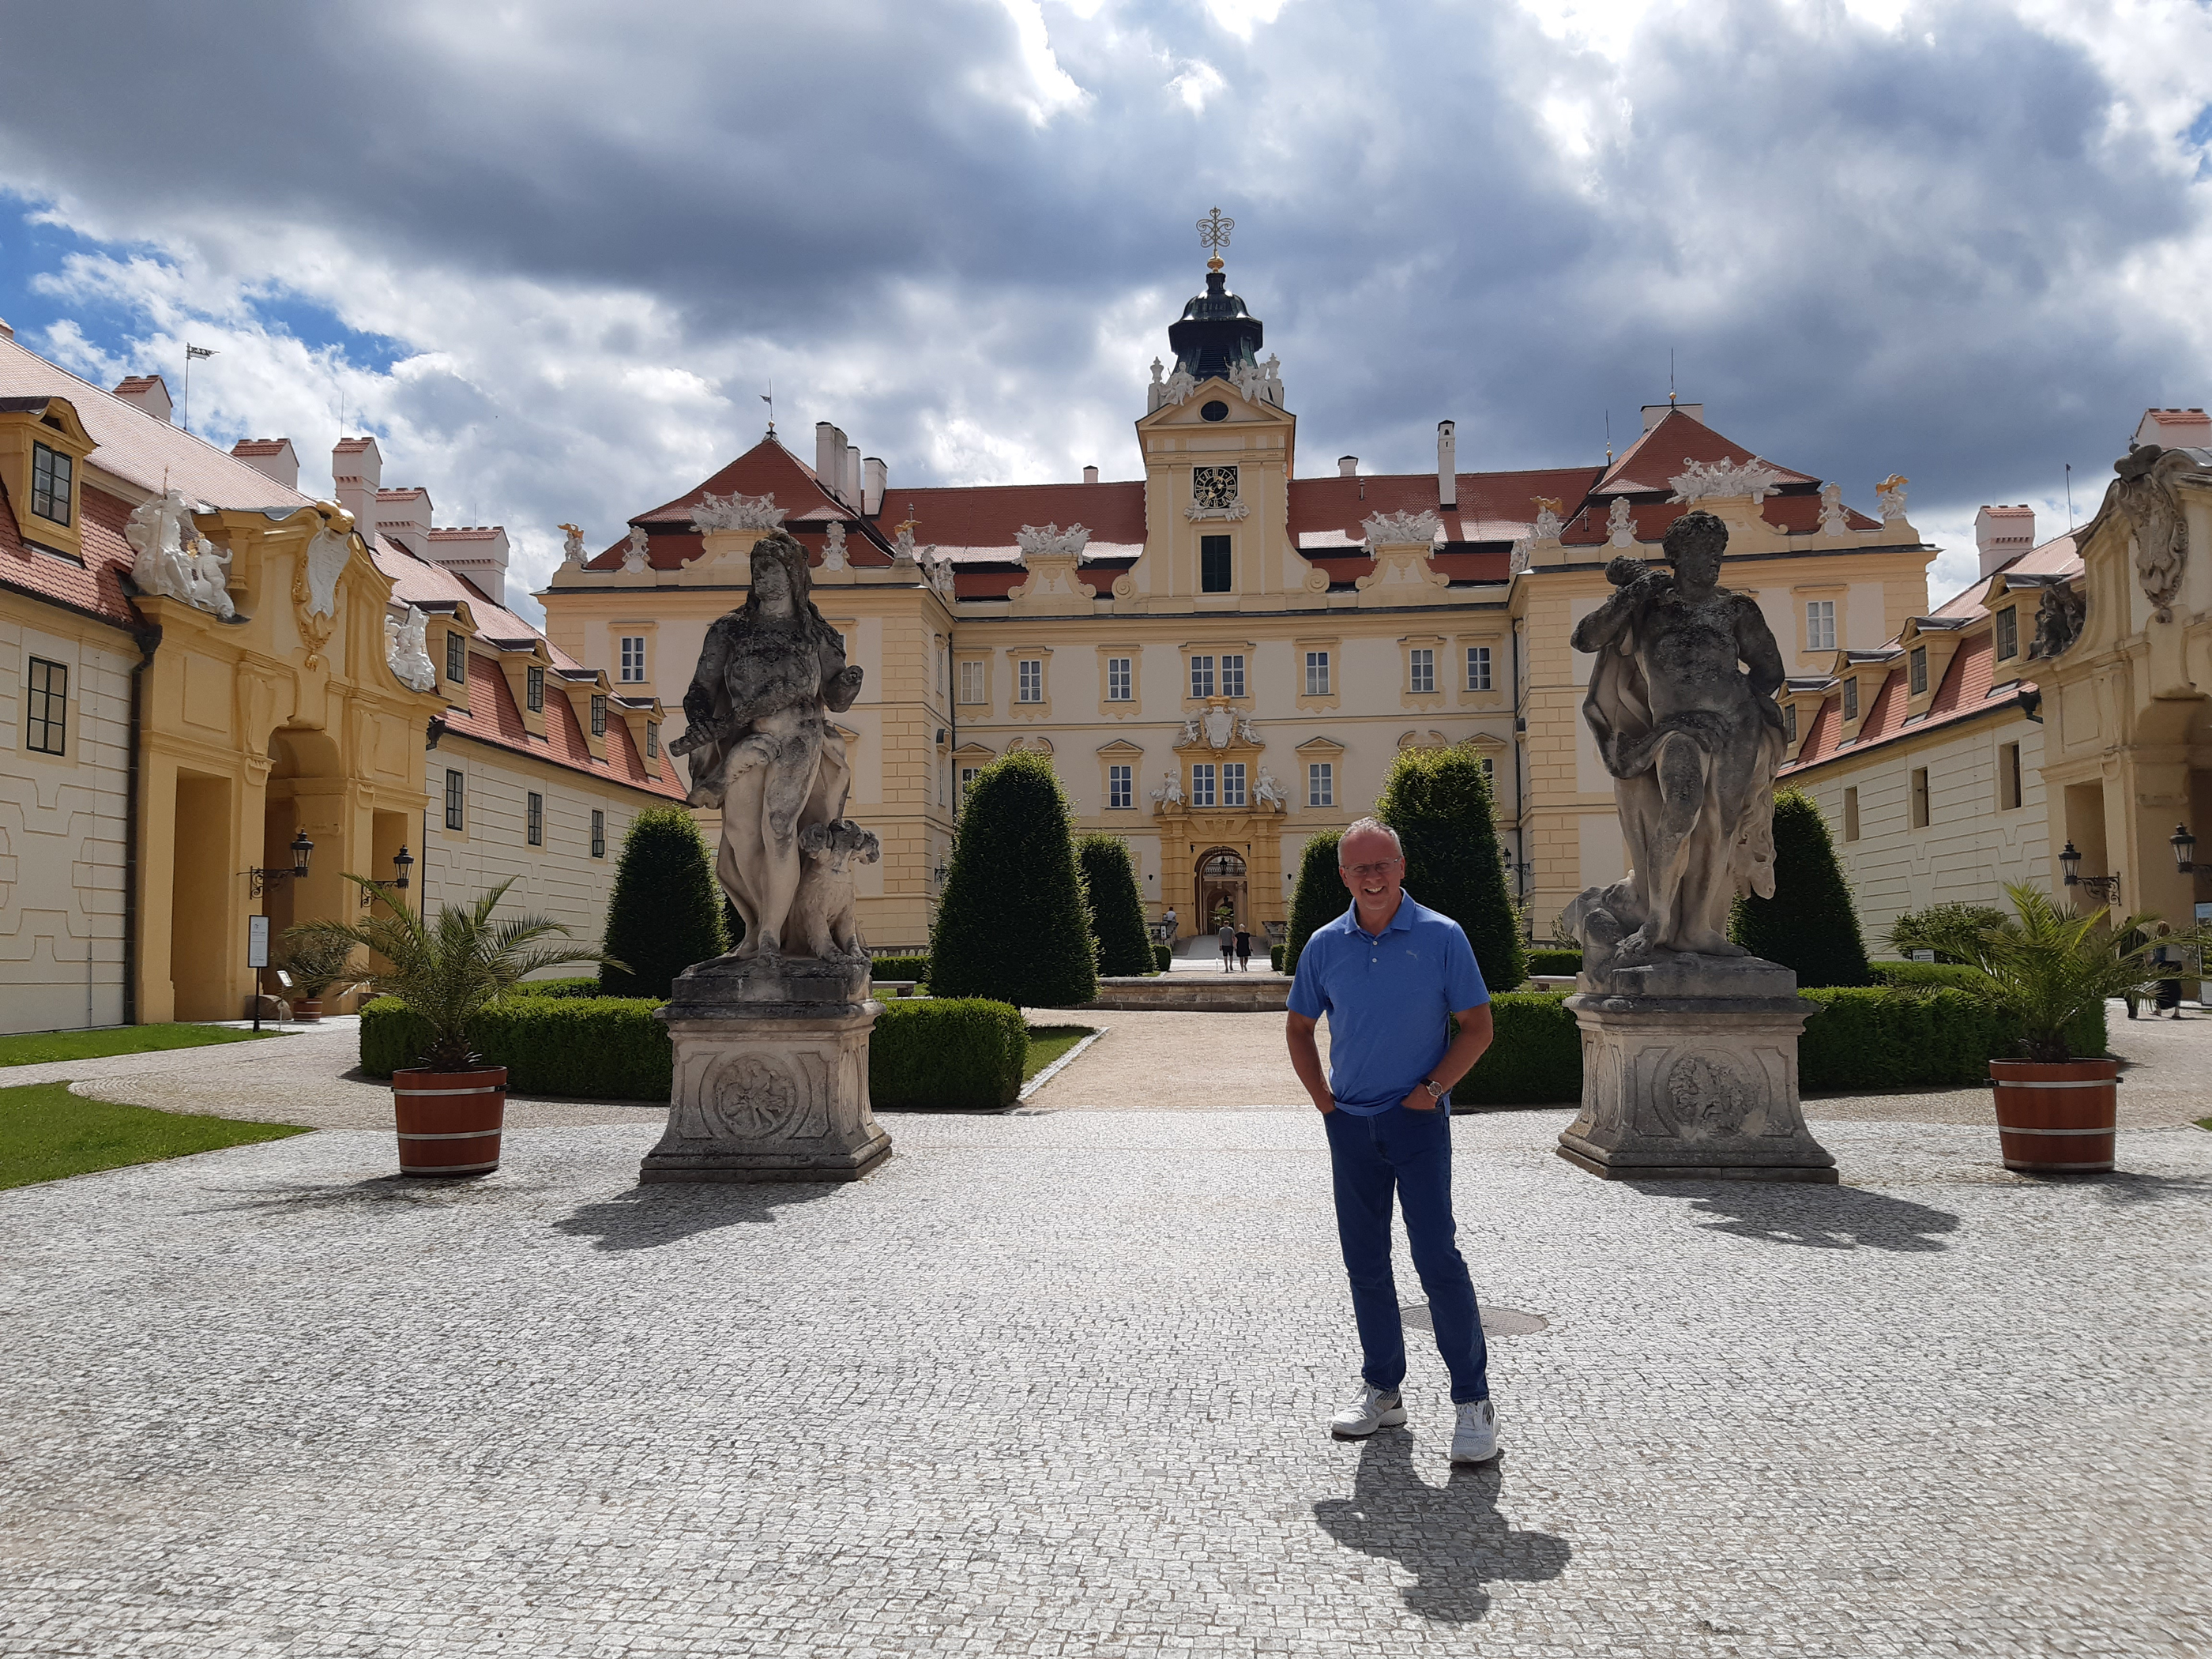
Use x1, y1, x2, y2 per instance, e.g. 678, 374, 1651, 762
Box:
1285, 818, 1499, 1463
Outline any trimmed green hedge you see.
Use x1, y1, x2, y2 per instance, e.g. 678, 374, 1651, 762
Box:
1456, 994, 1582, 1105
1870, 961, 1991, 991
871, 955, 930, 982
1730, 790, 1872, 987
1525, 947, 1582, 977
1376, 747, 1527, 994
600, 807, 726, 999
1799, 988, 2105, 1089
932, 752, 1097, 1007
361, 995, 672, 1099
1078, 835, 1155, 977
1270, 944, 1286, 973
506, 977, 610, 999
871, 999, 1028, 1110
1151, 942, 1172, 973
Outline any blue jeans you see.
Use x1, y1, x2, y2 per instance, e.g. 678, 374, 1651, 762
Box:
1323, 1104, 1489, 1404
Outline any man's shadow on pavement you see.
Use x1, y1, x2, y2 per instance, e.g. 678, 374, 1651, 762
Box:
1627, 1179, 1961, 1252
1311, 1428, 1570, 1622
552, 1181, 842, 1252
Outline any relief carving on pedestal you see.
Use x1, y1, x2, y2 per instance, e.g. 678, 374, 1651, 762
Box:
694, 1055, 799, 1142
1661, 1051, 1755, 1140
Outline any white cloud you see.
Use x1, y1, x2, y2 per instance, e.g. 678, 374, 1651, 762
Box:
988, 0, 1093, 125
1202, 0, 1289, 40
1171, 60, 1228, 113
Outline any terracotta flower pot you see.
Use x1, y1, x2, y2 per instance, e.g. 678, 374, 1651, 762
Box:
1988, 1058, 2118, 1174
391, 1066, 507, 1178
295, 998, 323, 1023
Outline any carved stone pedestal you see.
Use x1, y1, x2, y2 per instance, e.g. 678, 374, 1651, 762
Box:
639, 954, 890, 1183
1556, 956, 1838, 1183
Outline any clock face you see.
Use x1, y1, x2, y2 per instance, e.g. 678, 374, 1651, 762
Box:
1193, 466, 1240, 510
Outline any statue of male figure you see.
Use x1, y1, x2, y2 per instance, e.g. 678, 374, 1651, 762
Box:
1569, 510, 1786, 961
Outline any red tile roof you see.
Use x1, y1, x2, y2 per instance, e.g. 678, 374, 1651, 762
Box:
442, 653, 683, 801
1596, 408, 1818, 496
890, 480, 1149, 550
1784, 632, 2029, 776
587, 436, 895, 574
0, 474, 145, 631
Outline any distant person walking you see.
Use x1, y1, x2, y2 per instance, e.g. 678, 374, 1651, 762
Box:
1218, 920, 1236, 972
1285, 818, 1499, 1464
1235, 927, 1253, 971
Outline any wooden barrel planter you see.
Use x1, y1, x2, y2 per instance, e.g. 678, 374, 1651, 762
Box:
391, 1067, 507, 1178
1988, 1059, 2118, 1174
294, 998, 323, 1023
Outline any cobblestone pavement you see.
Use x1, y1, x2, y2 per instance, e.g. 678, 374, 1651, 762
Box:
2, 1104, 2206, 1657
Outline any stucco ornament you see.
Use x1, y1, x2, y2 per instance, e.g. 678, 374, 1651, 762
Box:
1203, 705, 1236, 749
1014, 522, 1090, 559
1254, 766, 1288, 810
1563, 512, 1788, 966
1363, 508, 1442, 548
2113, 443, 2191, 623
822, 521, 847, 571
559, 523, 585, 565
385, 604, 436, 693
1236, 711, 1261, 746
1531, 498, 1566, 541
124, 491, 236, 619
1161, 367, 1198, 406
1875, 474, 1909, 521
1227, 354, 1285, 408
1606, 495, 1635, 547
690, 491, 785, 532
1668, 457, 1783, 506
299, 517, 350, 619
1818, 483, 1850, 536
675, 529, 867, 961
2026, 582, 2087, 660
1509, 538, 1531, 575
622, 527, 650, 573
1150, 769, 1184, 808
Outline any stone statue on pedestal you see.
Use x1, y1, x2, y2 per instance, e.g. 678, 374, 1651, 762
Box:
1556, 510, 1835, 1184
641, 528, 890, 1184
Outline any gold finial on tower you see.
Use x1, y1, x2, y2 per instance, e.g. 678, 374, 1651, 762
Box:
1197, 205, 1235, 273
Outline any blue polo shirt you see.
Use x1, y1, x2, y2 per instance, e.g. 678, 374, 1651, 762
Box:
1288, 893, 1488, 1114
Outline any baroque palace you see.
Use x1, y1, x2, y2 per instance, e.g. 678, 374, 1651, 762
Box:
543, 249, 1940, 951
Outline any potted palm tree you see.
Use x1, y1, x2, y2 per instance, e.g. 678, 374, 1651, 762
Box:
272, 930, 363, 1021
288, 875, 619, 1177
1967, 882, 2211, 1174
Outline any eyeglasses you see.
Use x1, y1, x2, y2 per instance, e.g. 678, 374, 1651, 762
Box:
1341, 859, 1402, 880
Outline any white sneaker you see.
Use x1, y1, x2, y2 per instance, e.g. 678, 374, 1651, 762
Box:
1330, 1383, 1406, 1439
1450, 1398, 1499, 1464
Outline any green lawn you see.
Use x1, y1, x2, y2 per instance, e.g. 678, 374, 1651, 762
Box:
1024, 1025, 1096, 1082
0, 1082, 308, 1191
2197, 1116, 2211, 1133
0, 1022, 280, 1069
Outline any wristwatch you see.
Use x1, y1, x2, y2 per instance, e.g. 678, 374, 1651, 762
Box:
1422, 1078, 1446, 1100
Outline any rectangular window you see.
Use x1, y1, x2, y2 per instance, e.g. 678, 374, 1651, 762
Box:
646, 721, 660, 758
1191, 763, 1217, 808
1999, 742, 2022, 811
590, 694, 608, 736
443, 768, 465, 831
30, 442, 71, 525
1479, 755, 1495, 786
1784, 702, 1798, 744
1106, 656, 1132, 702
1843, 677, 1859, 721
1909, 645, 1928, 697
1017, 659, 1043, 703
1220, 653, 1245, 698
1466, 645, 1492, 691
1996, 607, 2018, 660
1222, 762, 1247, 808
1807, 599, 1836, 653
1308, 762, 1334, 807
446, 631, 465, 683
525, 664, 544, 713
1910, 767, 1931, 829
1108, 764, 1132, 809
25, 656, 66, 755
591, 809, 606, 858
959, 660, 986, 704
1189, 655, 1215, 699
1305, 651, 1330, 697
959, 766, 980, 807
526, 792, 544, 847
1200, 534, 1232, 593
1409, 648, 1435, 694
1843, 785, 1860, 842
619, 636, 646, 683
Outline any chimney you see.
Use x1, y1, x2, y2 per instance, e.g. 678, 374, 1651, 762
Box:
1437, 420, 1457, 510
0, 318, 13, 339
426, 525, 512, 610
113, 374, 175, 424
374, 486, 434, 556
863, 457, 887, 516
845, 443, 861, 511
1974, 504, 2035, 578
331, 436, 383, 531
230, 437, 299, 491
814, 422, 837, 491
1083, 465, 1099, 486
1338, 455, 1359, 477
2132, 407, 2212, 449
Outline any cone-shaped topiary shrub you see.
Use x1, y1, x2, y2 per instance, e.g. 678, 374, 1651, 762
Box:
600, 807, 727, 999
1285, 829, 1345, 976
1077, 833, 1154, 977
1729, 788, 1872, 986
1375, 746, 1527, 994
930, 750, 1098, 1007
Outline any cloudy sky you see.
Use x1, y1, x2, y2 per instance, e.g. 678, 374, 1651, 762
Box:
3, 0, 2208, 623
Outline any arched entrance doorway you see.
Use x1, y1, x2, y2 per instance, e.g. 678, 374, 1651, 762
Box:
1197, 847, 1247, 931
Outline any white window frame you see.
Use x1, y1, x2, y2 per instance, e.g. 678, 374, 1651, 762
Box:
959, 660, 987, 705
1307, 762, 1334, 807
1304, 651, 1330, 697
1190, 655, 1215, 699
1409, 648, 1435, 694
619, 635, 647, 683
1807, 599, 1837, 653
1465, 645, 1492, 691
1108, 764, 1132, 809
1017, 659, 1044, 703
1191, 763, 1217, 808
1222, 762, 1247, 807
1220, 653, 1245, 698
1106, 656, 1132, 702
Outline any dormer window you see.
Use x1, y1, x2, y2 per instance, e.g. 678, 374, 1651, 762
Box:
30, 442, 71, 525
1843, 678, 1860, 721
1995, 607, 2018, 660
446, 632, 466, 683
591, 694, 608, 737
1785, 702, 1798, 744
646, 721, 660, 758
525, 664, 545, 713
1909, 645, 1928, 697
